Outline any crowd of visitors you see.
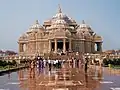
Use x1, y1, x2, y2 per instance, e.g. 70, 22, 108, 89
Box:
30, 55, 89, 73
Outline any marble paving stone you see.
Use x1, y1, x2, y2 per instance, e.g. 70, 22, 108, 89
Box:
47, 82, 56, 86
57, 81, 65, 84
100, 81, 114, 84
7, 82, 20, 85
38, 80, 83, 86
19, 78, 27, 80
78, 81, 84, 85
110, 88, 120, 90
64, 81, 74, 86
92, 77, 104, 80
52, 88, 68, 90
0, 89, 10, 90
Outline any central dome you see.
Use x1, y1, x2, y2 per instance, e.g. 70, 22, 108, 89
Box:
51, 4, 76, 24
53, 18, 67, 25
52, 4, 67, 19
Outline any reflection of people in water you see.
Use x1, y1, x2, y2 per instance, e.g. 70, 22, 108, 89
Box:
77, 59, 79, 68
8, 72, 11, 79
28, 68, 36, 90
29, 68, 35, 78
85, 74, 88, 87
85, 57, 89, 73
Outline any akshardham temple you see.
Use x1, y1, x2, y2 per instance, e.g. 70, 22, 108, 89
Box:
18, 5, 103, 56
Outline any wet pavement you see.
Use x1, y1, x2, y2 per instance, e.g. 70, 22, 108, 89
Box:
0, 63, 120, 90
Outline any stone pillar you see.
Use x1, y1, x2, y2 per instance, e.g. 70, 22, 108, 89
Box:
84, 41, 87, 53
91, 42, 95, 53
54, 39, 57, 53
69, 39, 72, 51
49, 40, 51, 52
36, 41, 37, 52
19, 43, 21, 52
26, 43, 28, 52
21, 44, 23, 52
89, 42, 92, 53
100, 43, 102, 52
63, 38, 66, 53
82, 41, 85, 53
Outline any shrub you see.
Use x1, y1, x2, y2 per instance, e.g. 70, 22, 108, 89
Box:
12, 60, 17, 65
103, 58, 120, 66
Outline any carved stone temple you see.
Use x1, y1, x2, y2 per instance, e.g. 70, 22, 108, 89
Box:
18, 5, 103, 56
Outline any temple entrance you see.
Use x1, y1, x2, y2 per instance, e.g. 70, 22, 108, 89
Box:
66, 42, 69, 51
95, 42, 102, 52
50, 39, 71, 53
57, 39, 63, 52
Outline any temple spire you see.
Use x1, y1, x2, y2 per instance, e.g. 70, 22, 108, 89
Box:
58, 4, 62, 13
82, 20, 85, 24
35, 20, 39, 24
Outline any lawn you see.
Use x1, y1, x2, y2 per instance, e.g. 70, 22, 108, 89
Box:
0, 66, 10, 71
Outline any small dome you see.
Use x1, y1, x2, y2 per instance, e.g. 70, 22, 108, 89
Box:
65, 29, 71, 37
83, 31, 91, 39
76, 31, 84, 39
68, 17, 76, 23
27, 20, 43, 33
79, 20, 94, 34
19, 33, 28, 40
94, 34, 102, 38
79, 20, 90, 29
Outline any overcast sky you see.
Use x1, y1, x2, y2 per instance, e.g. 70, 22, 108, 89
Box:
0, 0, 120, 52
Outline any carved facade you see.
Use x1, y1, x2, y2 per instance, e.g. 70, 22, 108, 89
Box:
18, 5, 103, 56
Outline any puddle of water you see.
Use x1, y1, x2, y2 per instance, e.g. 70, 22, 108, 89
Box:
7, 82, 20, 85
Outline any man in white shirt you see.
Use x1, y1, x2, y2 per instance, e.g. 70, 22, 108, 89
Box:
56, 59, 58, 68
53, 60, 56, 68
48, 59, 51, 71
43, 59, 46, 68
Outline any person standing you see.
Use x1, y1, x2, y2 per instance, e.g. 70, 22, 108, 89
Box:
48, 59, 51, 71
56, 59, 58, 68
43, 58, 46, 68
53, 60, 56, 68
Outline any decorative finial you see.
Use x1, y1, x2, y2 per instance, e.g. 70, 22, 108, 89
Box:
35, 20, 39, 24
82, 20, 85, 24
58, 4, 62, 13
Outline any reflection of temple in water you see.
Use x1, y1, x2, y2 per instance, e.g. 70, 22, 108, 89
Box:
28, 68, 36, 90
17, 65, 103, 90
18, 68, 36, 90
18, 70, 25, 89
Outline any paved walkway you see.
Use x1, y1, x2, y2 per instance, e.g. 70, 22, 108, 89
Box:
0, 63, 120, 90
18, 64, 103, 90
